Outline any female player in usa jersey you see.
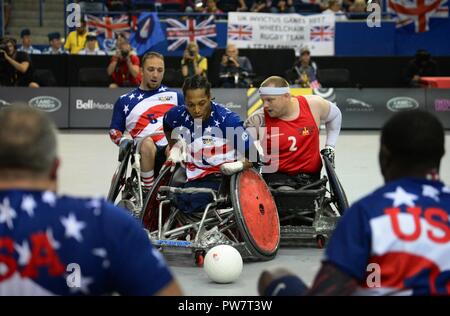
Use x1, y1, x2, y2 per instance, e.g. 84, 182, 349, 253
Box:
109, 52, 184, 190
258, 110, 450, 296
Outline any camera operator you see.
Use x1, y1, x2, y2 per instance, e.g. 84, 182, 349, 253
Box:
181, 41, 207, 80
107, 36, 141, 88
0, 37, 39, 88
219, 43, 253, 88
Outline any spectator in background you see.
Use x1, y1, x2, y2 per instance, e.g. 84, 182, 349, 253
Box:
217, 0, 248, 11
271, 0, 295, 13
404, 49, 439, 87
349, 0, 366, 13
3, 0, 12, 34
107, 36, 141, 88
43, 32, 67, 55
219, 43, 253, 88
322, 0, 348, 21
64, 17, 98, 54
17, 29, 41, 55
76, 0, 108, 13
181, 41, 208, 79
0, 37, 39, 88
78, 33, 107, 55
203, 0, 223, 13
185, 0, 205, 12
251, 0, 272, 12
285, 47, 320, 88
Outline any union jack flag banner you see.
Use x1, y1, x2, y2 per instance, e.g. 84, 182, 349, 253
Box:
165, 15, 217, 52
228, 24, 253, 41
387, 0, 449, 32
85, 14, 134, 52
310, 25, 335, 42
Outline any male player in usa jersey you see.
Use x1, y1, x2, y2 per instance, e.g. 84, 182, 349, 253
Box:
258, 110, 450, 296
245, 76, 341, 186
0, 106, 182, 296
163, 75, 252, 213
109, 52, 184, 190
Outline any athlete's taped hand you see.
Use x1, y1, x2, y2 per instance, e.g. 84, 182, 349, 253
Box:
320, 146, 335, 168
220, 161, 244, 176
167, 140, 187, 171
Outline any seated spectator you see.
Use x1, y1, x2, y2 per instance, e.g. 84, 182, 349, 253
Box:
271, 0, 295, 13
107, 36, 141, 88
285, 47, 320, 88
203, 0, 223, 13
185, 0, 205, 12
43, 32, 67, 55
349, 0, 366, 12
0, 37, 39, 88
76, 0, 108, 13
107, 0, 130, 11
181, 41, 208, 79
78, 33, 107, 55
404, 49, 439, 87
219, 43, 253, 88
322, 0, 348, 21
64, 17, 98, 54
17, 29, 41, 55
217, 0, 248, 11
251, 0, 271, 12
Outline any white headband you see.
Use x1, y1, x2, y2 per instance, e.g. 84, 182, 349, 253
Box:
258, 87, 290, 95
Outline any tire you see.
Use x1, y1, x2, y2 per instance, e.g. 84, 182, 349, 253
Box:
106, 149, 131, 203
230, 169, 280, 261
323, 156, 349, 215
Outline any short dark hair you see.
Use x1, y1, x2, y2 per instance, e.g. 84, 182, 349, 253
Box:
381, 110, 445, 168
140, 51, 164, 68
182, 75, 211, 97
0, 105, 57, 177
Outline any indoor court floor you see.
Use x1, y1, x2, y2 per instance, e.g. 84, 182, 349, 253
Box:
57, 130, 450, 295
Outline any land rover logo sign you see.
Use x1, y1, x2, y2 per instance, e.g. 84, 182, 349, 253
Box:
28, 96, 62, 112
386, 97, 419, 112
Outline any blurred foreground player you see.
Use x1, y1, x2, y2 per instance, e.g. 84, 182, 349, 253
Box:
258, 110, 450, 296
0, 105, 182, 296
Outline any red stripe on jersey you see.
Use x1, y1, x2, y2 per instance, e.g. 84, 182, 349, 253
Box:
263, 96, 322, 175
366, 252, 443, 294
130, 104, 174, 139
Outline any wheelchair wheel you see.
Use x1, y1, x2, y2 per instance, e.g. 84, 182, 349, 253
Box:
107, 146, 132, 203
231, 169, 280, 260
141, 165, 173, 231
323, 156, 349, 215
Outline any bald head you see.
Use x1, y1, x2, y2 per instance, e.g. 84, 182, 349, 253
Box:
0, 105, 58, 179
260, 76, 290, 88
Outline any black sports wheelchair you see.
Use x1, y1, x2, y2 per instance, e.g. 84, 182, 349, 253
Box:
107, 137, 348, 265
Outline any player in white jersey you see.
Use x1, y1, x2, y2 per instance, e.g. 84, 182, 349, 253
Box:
109, 52, 184, 190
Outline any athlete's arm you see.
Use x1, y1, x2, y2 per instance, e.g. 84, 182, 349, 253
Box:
109, 97, 127, 145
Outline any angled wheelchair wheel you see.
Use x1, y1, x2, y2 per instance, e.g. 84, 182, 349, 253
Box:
323, 156, 349, 215
141, 165, 173, 231
107, 141, 133, 203
231, 169, 280, 260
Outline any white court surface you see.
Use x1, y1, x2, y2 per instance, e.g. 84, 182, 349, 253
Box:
58, 130, 450, 295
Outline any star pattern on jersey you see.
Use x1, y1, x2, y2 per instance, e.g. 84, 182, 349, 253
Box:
42, 191, 57, 207
137, 93, 144, 101
60, 213, 86, 242
443, 186, 450, 194
210, 111, 214, 117
384, 186, 418, 207
158, 86, 167, 92
15, 241, 31, 266
214, 119, 220, 127
205, 126, 212, 133
92, 248, 110, 269
123, 105, 129, 114
0, 197, 17, 229
422, 185, 440, 202
185, 115, 190, 122
86, 198, 102, 216
21, 195, 36, 217
129, 93, 135, 100
222, 115, 226, 122
120, 94, 127, 99
46, 228, 61, 250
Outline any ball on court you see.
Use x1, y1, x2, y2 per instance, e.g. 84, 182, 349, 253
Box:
204, 245, 243, 284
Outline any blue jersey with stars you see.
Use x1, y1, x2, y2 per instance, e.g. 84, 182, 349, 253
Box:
109, 85, 184, 146
0, 190, 173, 296
325, 178, 450, 295
163, 102, 250, 181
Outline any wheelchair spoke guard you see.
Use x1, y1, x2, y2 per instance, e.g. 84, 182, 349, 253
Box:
323, 156, 349, 215
231, 169, 280, 260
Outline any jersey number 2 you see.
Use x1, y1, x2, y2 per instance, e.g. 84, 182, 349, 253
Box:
288, 136, 298, 152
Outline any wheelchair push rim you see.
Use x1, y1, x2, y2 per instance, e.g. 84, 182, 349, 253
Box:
106, 149, 131, 202
323, 156, 349, 214
231, 169, 280, 259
